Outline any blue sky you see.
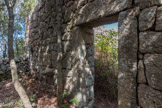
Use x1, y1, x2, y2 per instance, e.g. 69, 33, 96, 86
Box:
104, 22, 118, 31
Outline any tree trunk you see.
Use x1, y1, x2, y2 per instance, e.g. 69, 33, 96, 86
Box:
4, 0, 32, 107
15, 38, 19, 56
10, 60, 32, 108
2, 32, 7, 58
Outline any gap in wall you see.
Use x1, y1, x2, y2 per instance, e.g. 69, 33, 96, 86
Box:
93, 22, 118, 108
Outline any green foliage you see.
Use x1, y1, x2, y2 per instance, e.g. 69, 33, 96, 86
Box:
14, 38, 26, 57
14, 99, 24, 107
94, 29, 118, 100
61, 92, 79, 107
0, 0, 39, 57
18, 0, 39, 21
29, 94, 37, 102
95, 29, 118, 74
5, 97, 12, 104
61, 91, 69, 98
69, 97, 79, 105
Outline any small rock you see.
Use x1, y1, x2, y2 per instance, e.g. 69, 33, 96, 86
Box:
14, 58, 21, 63
1, 65, 7, 71
0, 71, 4, 75
41, 68, 54, 76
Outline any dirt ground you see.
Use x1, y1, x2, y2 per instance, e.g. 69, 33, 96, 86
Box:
0, 77, 117, 108
0, 77, 59, 108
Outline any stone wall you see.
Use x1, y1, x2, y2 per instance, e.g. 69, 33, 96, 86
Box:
0, 56, 30, 81
26, 0, 162, 107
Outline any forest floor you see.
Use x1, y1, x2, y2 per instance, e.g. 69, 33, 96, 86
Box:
0, 76, 117, 108
0, 76, 60, 108
94, 75, 118, 108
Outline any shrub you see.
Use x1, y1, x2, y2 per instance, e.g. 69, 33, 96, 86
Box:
94, 29, 118, 101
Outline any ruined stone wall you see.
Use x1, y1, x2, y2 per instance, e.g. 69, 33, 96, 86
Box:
25, 0, 62, 86
26, 0, 162, 107
0, 56, 30, 81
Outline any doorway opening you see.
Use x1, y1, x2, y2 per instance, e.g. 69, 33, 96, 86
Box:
93, 22, 118, 108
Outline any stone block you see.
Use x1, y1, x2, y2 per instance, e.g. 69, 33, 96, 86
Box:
139, 32, 162, 53
118, 8, 138, 108
153, 0, 162, 6
41, 68, 54, 76
86, 86, 94, 101
144, 54, 162, 90
139, 6, 157, 31
74, 0, 132, 25
62, 32, 72, 41
87, 56, 94, 67
63, 41, 71, 52
86, 99, 95, 108
1, 65, 7, 71
87, 45, 94, 57
156, 6, 162, 31
138, 84, 162, 108
138, 60, 146, 84
50, 37, 57, 43
135, 0, 152, 9
86, 75, 94, 87
135, 0, 162, 9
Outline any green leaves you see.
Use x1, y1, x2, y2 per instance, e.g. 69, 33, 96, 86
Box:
18, 0, 38, 21
95, 29, 118, 67
94, 28, 118, 100
69, 97, 79, 105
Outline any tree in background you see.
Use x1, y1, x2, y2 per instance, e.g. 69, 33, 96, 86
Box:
0, 0, 39, 58
95, 29, 118, 72
94, 28, 118, 104
0, 1, 8, 58
1, 0, 39, 107
13, 0, 39, 57
4, 0, 32, 107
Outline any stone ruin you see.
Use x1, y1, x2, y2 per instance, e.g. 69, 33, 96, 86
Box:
25, 0, 162, 107
0, 56, 30, 81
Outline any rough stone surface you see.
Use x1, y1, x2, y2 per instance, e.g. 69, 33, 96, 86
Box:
118, 8, 139, 108
138, 84, 162, 108
139, 6, 157, 31
1, 65, 7, 71
135, 0, 162, 9
41, 68, 54, 76
0, 56, 30, 81
25, 0, 162, 107
144, 54, 162, 90
138, 60, 146, 84
139, 32, 162, 53
0, 71, 4, 75
135, 0, 152, 9
156, 6, 162, 31
138, 53, 144, 60
73, 0, 132, 26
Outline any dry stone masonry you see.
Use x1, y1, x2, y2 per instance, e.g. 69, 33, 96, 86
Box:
25, 0, 162, 107
0, 56, 30, 81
